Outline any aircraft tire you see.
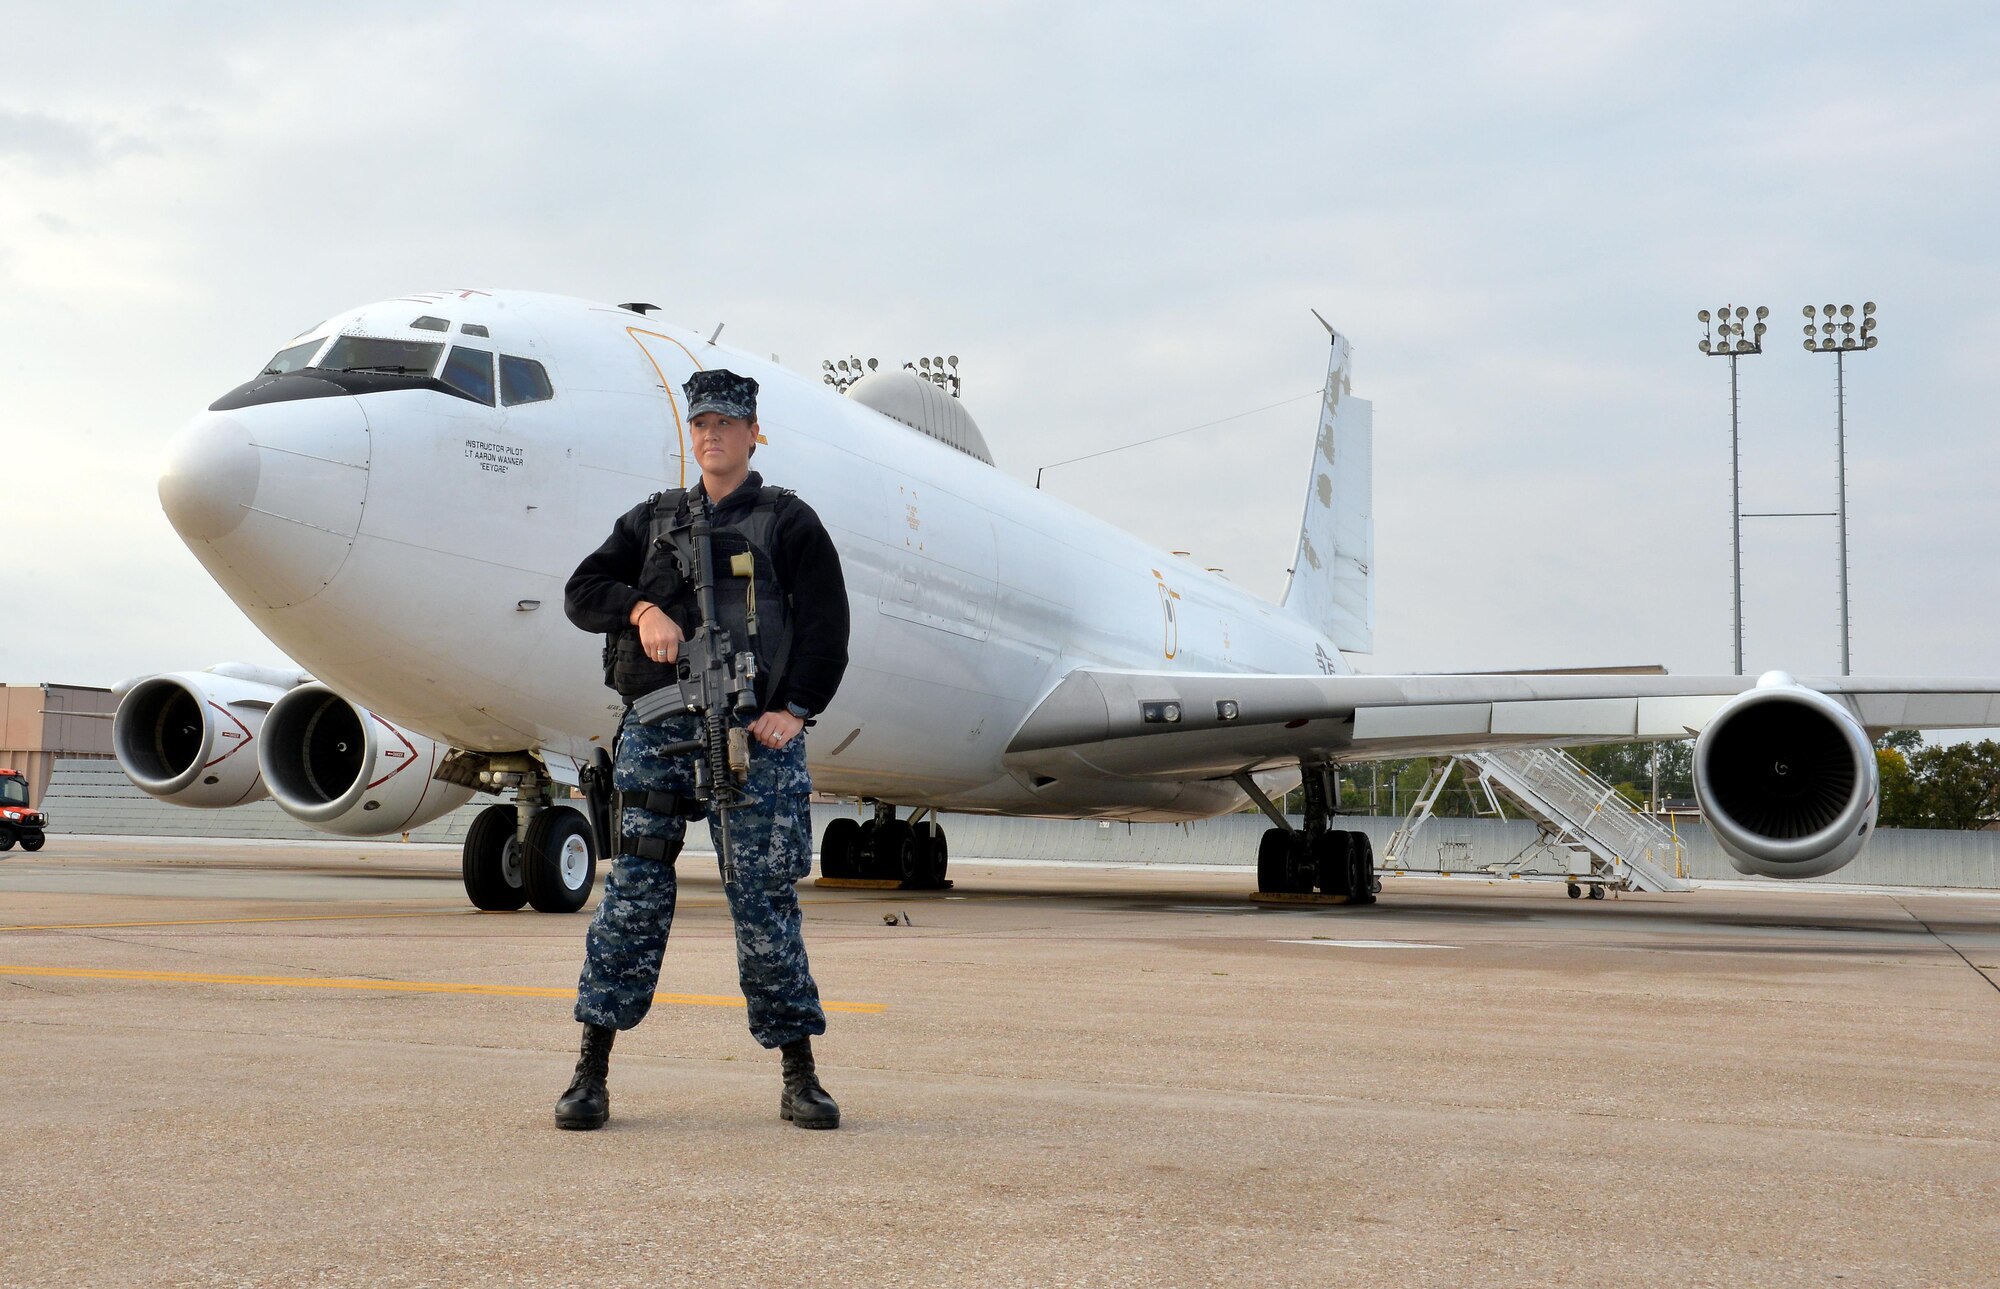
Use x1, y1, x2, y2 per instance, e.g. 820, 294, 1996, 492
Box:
1313, 831, 1353, 897
1256, 829, 1289, 893
524, 806, 596, 914
873, 819, 917, 882
820, 817, 861, 879
1285, 831, 1316, 894
1346, 831, 1376, 904
912, 821, 948, 886
462, 803, 528, 911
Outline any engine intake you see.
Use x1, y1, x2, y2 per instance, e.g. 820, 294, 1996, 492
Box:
258, 684, 473, 836
1693, 672, 1878, 879
114, 672, 285, 808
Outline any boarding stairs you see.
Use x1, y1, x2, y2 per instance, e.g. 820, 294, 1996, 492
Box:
1381, 747, 1689, 893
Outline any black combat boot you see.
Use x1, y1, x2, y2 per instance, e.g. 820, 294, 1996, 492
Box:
779, 1037, 840, 1129
554, 1023, 615, 1130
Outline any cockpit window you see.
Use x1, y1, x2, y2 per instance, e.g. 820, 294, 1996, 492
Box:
319, 336, 444, 377
411, 316, 450, 332
500, 355, 554, 406
0, 778, 27, 807
261, 338, 324, 375
441, 346, 496, 405
461, 323, 489, 337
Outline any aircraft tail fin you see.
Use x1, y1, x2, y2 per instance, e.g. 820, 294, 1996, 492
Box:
1278, 321, 1373, 654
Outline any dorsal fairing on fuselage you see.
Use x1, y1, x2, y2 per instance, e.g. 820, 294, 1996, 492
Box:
842, 368, 995, 465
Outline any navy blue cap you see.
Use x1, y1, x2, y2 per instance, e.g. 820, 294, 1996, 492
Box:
683, 369, 758, 420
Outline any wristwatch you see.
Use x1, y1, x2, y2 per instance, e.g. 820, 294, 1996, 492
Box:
785, 702, 812, 720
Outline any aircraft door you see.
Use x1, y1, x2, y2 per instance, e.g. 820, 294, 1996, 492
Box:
625, 327, 704, 490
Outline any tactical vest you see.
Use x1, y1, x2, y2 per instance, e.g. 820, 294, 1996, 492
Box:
604, 485, 797, 705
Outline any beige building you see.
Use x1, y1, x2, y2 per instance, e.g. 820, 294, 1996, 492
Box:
1, 684, 117, 803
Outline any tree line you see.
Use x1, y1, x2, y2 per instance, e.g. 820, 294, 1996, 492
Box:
1874, 731, 2000, 830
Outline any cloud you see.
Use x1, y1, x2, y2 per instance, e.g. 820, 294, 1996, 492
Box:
0, 108, 156, 174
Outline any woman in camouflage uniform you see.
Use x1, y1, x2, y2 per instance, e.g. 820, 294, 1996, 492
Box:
556, 368, 850, 1131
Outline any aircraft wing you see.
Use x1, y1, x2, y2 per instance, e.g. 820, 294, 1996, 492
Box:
1002, 669, 2000, 782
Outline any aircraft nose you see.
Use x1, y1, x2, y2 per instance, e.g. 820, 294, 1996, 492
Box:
159, 397, 371, 608
160, 412, 260, 541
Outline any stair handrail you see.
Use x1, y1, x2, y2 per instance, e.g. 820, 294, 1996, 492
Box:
1470, 747, 1687, 892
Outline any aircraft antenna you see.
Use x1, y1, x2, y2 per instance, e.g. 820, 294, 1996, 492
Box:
1034, 388, 1319, 489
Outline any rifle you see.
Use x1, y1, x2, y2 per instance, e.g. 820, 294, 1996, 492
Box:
629, 492, 761, 883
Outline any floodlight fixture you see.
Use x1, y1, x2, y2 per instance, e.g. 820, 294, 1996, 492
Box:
1805, 301, 1879, 355
901, 351, 964, 397
819, 354, 880, 394
1699, 303, 1765, 357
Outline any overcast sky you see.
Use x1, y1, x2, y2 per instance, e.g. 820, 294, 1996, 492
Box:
3, 2, 1997, 693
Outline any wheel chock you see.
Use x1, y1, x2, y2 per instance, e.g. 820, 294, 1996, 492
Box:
1248, 891, 1355, 906
811, 876, 955, 891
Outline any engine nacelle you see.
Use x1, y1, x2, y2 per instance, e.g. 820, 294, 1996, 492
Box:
1692, 671, 1879, 879
114, 671, 287, 807
258, 684, 474, 836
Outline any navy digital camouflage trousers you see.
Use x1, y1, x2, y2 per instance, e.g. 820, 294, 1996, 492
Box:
574, 706, 826, 1048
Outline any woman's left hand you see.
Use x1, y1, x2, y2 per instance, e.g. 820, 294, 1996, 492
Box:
747, 709, 805, 750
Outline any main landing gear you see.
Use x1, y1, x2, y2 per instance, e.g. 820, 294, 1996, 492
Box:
1240, 763, 1378, 902
459, 756, 598, 914
819, 801, 950, 888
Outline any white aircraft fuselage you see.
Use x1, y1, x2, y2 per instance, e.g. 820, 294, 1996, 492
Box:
161, 290, 1343, 821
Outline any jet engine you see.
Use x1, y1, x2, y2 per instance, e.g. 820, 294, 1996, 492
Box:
1692, 672, 1879, 879
114, 670, 288, 808
257, 684, 473, 836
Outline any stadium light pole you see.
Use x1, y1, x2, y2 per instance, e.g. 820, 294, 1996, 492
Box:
1699, 304, 1769, 675
1803, 302, 1879, 676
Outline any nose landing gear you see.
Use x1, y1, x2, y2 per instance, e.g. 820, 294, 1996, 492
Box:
457, 756, 598, 913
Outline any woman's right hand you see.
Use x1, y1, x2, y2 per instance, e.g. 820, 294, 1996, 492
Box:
632, 601, 684, 665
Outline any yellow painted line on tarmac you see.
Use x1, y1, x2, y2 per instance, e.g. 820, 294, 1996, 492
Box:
0, 896, 978, 934
0, 965, 886, 1013
0, 910, 477, 933
0, 904, 734, 933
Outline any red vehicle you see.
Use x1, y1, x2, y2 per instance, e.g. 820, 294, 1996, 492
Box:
0, 768, 47, 852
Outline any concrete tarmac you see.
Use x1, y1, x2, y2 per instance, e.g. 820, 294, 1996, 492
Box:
2, 837, 1996, 1287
